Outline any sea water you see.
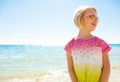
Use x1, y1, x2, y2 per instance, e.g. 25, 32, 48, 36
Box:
0, 45, 67, 80
0, 44, 120, 81
109, 44, 120, 67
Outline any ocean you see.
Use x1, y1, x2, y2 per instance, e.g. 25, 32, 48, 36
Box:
0, 44, 120, 81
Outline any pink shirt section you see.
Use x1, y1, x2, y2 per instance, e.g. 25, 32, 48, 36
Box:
64, 36, 111, 55
64, 36, 111, 82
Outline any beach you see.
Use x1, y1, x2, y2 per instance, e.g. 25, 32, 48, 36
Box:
0, 45, 120, 82
0, 67, 120, 82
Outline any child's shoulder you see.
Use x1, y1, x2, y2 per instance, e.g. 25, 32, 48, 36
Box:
65, 37, 77, 46
66, 38, 75, 44
94, 36, 107, 43
94, 36, 110, 49
67, 37, 77, 42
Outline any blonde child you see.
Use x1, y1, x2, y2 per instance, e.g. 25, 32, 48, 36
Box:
64, 6, 111, 82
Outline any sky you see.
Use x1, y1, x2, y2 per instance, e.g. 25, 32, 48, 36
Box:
0, 0, 120, 45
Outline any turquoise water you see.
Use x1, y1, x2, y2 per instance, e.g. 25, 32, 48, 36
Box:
0, 45, 67, 79
109, 44, 120, 66
0, 44, 120, 79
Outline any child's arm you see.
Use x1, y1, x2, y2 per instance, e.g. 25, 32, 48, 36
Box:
66, 52, 78, 82
100, 53, 110, 82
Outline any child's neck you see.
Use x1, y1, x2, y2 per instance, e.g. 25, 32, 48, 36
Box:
77, 30, 93, 40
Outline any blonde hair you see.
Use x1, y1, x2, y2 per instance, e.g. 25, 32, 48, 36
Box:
73, 6, 96, 29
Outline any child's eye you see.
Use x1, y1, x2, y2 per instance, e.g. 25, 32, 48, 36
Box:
89, 14, 97, 20
90, 15, 95, 19
84, 14, 98, 20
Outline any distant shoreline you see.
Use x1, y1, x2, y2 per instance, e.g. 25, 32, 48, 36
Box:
0, 44, 120, 46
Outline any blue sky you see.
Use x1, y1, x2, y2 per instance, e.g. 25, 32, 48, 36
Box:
0, 0, 120, 45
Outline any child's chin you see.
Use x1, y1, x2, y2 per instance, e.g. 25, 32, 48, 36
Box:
89, 28, 96, 32
91, 26, 96, 30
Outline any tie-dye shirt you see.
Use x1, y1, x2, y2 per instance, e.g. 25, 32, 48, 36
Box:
64, 36, 111, 82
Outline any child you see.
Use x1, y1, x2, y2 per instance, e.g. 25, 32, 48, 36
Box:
64, 6, 111, 82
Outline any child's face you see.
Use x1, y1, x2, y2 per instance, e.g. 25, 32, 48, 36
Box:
82, 8, 98, 32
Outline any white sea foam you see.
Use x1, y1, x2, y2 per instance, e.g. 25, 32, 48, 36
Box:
39, 69, 70, 82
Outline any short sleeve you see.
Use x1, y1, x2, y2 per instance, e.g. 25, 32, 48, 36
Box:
99, 39, 111, 55
64, 38, 74, 55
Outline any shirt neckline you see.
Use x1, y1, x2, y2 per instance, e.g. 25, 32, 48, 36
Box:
74, 36, 97, 41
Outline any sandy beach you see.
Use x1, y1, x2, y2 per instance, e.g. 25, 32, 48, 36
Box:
0, 67, 120, 82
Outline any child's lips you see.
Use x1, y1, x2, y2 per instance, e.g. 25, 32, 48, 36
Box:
92, 23, 96, 26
